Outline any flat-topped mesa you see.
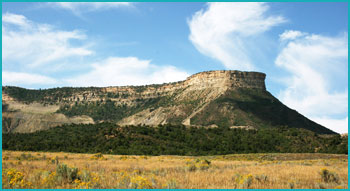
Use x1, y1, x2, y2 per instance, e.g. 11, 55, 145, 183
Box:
184, 70, 266, 90
100, 70, 266, 100
103, 70, 266, 94
2, 70, 266, 105
3, 70, 336, 135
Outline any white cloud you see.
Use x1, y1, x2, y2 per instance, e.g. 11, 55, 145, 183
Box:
276, 32, 348, 133
66, 57, 190, 87
2, 12, 189, 89
188, 2, 285, 70
2, 71, 57, 86
49, 2, 133, 15
312, 117, 348, 134
279, 30, 306, 41
2, 12, 30, 28
2, 13, 93, 69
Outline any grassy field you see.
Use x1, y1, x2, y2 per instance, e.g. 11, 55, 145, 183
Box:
2, 151, 348, 189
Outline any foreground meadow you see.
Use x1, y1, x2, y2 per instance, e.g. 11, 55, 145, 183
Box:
2, 151, 348, 189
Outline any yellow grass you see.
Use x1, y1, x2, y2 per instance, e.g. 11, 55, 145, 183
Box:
2, 151, 348, 189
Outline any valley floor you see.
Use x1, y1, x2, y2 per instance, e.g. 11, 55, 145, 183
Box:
2, 151, 348, 189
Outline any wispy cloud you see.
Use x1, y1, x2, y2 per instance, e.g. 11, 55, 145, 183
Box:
188, 2, 285, 70
279, 30, 306, 41
2, 71, 57, 86
48, 2, 134, 15
276, 31, 348, 133
66, 57, 189, 87
2, 13, 30, 28
2, 12, 189, 88
2, 13, 93, 70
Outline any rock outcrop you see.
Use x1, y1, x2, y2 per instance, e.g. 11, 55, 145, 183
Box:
49, 70, 266, 104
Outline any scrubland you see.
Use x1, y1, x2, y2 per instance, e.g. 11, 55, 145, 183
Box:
2, 151, 347, 189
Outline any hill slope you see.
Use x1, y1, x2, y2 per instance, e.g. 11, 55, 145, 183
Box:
2, 123, 347, 155
2, 70, 335, 134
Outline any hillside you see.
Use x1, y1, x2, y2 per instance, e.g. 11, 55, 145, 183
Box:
2, 123, 347, 155
2, 70, 335, 134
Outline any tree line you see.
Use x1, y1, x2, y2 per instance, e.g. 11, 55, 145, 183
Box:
3, 123, 347, 155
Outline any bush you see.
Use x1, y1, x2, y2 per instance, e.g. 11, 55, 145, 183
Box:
130, 175, 153, 189
2, 168, 32, 189
255, 174, 268, 183
185, 159, 211, 171
56, 163, 79, 183
319, 168, 340, 183
164, 179, 178, 189
40, 171, 57, 188
233, 174, 253, 189
16, 153, 38, 161
198, 159, 211, 170
186, 164, 197, 172
74, 170, 100, 189
47, 156, 59, 165
288, 179, 295, 189
90, 153, 107, 160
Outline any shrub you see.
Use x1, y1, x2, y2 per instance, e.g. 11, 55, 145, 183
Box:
113, 170, 131, 189
2, 168, 32, 189
315, 182, 327, 189
197, 159, 211, 170
130, 175, 153, 189
112, 170, 155, 189
186, 164, 197, 172
255, 174, 268, 183
47, 156, 59, 165
319, 168, 340, 183
288, 180, 295, 189
74, 170, 100, 189
120, 156, 128, 161
164, 179, 178, 189
16, 153, 38, 161
90, 153, 107, 160
40, 171, 57, 188
140, 155, 148, 160
233, 174, 253, 189
185, 158, 211, 171
56, 163, 79, 183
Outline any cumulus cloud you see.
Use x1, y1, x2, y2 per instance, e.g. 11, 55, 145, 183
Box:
276, 32, 348, 133
49, 2, 133, 15
66, 57, 190, 87
2, 13, 93, 69
2, 71, 57, 86
188, 2, 285, 70
279, 30, 306, 41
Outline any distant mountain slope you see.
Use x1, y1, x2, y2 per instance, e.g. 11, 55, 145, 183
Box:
2, 70, 336, 134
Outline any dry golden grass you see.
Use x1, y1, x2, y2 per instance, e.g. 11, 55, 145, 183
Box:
2, 151, 348, 189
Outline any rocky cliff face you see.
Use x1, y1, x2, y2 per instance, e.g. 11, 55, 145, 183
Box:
2, 70, 335, 134
51, 70, 266, 104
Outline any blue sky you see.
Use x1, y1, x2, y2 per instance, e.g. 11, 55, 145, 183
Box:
2, 2, 348, 133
